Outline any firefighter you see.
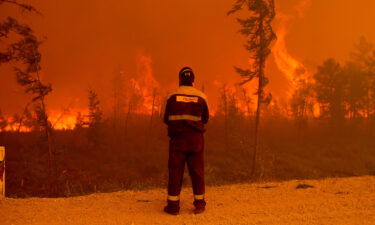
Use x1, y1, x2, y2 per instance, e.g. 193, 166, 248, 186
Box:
163, 67, 209, 215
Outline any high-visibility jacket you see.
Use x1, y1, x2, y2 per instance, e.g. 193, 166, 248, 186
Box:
164, 85, 209, 138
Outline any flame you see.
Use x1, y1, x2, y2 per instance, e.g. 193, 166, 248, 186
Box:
50, 109, 89, 130
3, 122, 32, 132
129, 52, 160, 114
52, 116, 76, 130
2, 109, 89, 132
2, 53, 161, 132
272, 0, 311, 95
272, 14, 306, 94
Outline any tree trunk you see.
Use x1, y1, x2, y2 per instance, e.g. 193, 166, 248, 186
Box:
149, 88, 157, 134
251, 19, 266, 177
251, 75, 262, 177
124, 101, 132, 141
223, 86, 229, 148
40, 97, 58, 196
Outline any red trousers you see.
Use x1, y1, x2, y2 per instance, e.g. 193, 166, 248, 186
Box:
167, 133, 205, 197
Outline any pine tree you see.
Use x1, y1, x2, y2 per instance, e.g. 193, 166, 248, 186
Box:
0, 109, 7, 131
112, 69, 126, 132
228, 0, 276, 177
350, 37, 375, 118
290, 79, 314, 127
0, 1, 58, 196
313, 59, 346, 123
87, 88, 103, 144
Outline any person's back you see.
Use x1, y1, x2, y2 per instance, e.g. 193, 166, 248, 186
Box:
164, 85, 209, 151
163, 67, 209, 215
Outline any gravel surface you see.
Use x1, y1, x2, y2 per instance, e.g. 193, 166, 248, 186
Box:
1, 176, 374, 225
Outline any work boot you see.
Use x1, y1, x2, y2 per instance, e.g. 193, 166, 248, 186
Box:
193, 199, 206, 214
164, 200, 180, 215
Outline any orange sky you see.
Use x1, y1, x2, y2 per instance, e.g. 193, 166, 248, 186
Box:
1, 0, 375, 117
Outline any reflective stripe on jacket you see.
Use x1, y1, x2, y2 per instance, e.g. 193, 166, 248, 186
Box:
163, 85, 209, 137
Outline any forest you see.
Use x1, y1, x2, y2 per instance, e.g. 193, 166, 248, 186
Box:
1, 0, 375, 198
1, 36, 375, 197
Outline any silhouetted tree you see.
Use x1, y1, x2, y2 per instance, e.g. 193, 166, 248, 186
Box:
314, 59, 346, 124
350, 37, 375, 118
19, 106, 38, 131
112, 69, 126, 132
0, 109, 7, 131
228, 0, 276, 176
218, 85, 229, 145
88, 89, 102, 125
0, 0, 39, 13
87, 88, 103, 144
15, 63, 57, 195
74, 112, 85, 130
149, 87, 157, 133
237, 86, 253, 116
0, 1, 58, 196
342, 62, 368, 119
124, 80, 143, 140
290, 79, 314, 127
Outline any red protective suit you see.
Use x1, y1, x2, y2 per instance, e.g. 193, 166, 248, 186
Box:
163, 85, 209, 201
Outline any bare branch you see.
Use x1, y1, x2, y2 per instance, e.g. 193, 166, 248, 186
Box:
0, 0, 41, 15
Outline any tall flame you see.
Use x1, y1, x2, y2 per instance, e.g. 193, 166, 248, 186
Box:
272, 0, 311, 95
2, 52, 161, 131
130, 52, 160, 114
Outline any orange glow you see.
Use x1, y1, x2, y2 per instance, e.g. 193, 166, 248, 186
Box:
52, 115, 76, 130
212, 80, 254, 116
2, 0, 375, 126
130, 52, 160, 114
272, 12, 307, 96
4, 123, 32, 132
2, 108, 89, 131
49, 109, 89, 130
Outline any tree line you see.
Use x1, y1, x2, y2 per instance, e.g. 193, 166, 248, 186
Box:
291, 37, 375, 125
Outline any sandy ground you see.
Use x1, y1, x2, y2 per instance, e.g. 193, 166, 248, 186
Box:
1, 176, 374, 225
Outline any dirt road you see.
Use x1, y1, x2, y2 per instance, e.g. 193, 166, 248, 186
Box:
1, 176, 374, 225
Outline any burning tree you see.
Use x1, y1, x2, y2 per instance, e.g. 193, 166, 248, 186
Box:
228, 0, 276, 177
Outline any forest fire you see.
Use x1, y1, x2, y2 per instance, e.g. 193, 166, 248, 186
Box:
272, 0, 311, 96
2, 109, 87, 131
273, 15, 306, 91
1, 1, 375, 223
131, 53, 160, 114
212, 80, 254, 116
49, 110, 86, 130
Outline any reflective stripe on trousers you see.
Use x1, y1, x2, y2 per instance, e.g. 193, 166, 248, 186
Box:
168, 115, 201, 121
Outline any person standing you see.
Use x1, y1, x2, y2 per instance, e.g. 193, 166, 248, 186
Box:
163, 67, 209, 215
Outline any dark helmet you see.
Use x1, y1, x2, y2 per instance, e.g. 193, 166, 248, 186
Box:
179, 67, 195, 86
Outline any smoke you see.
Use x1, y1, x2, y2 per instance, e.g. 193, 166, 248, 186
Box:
1, 0, 375, 128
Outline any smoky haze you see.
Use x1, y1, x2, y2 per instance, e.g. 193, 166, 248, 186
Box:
1, 0, 375, 116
